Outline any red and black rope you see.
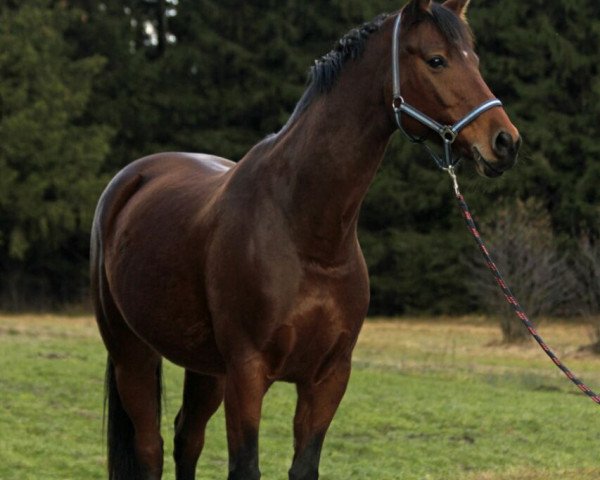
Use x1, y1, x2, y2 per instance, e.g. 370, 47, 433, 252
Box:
455, 190, 600, 405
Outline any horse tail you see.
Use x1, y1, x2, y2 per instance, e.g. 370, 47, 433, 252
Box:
104, 357, 163, 480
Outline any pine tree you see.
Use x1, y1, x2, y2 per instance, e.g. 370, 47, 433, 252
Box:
2, 0, 598, 313
0, 0, 112, 307
471, 0, 600, 237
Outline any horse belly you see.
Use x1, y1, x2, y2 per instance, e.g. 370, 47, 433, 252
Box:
109, 256, 226, 374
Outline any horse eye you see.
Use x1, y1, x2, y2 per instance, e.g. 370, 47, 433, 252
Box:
426, 56, 447, 69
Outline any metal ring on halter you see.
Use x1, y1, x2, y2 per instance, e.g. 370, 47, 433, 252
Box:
440, 126, 458, 143
392, 96, 404, 110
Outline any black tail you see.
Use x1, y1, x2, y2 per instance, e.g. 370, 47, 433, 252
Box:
104, 358, 163, 480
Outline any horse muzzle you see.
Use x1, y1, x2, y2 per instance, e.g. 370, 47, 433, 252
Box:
473, 131, 522, 178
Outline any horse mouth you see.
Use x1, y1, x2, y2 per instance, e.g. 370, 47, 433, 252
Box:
472, 147, 503, 178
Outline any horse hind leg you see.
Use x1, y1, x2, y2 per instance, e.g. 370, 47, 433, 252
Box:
91, 195, 166, 479
173, 371, 225, 480
93, 258, 164, 479
105, 355, 164, 480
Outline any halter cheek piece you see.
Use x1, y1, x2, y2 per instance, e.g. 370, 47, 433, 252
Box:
391, 11, 503, 171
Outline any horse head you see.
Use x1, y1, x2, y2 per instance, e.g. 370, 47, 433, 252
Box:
391, 0, 521, 177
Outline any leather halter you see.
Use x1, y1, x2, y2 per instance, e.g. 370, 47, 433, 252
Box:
391, 11, 503, 170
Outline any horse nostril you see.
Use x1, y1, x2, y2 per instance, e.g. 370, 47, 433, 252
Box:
493, 131, 516, 159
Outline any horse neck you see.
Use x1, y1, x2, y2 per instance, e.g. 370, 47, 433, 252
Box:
235, 31, 394, 264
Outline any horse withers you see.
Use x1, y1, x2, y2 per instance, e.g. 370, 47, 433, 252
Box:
90, 1, 520, 479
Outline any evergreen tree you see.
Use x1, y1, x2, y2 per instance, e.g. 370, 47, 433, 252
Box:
0, 0, 112, 307
1, 0, 598, 313
471, 0, 600, 238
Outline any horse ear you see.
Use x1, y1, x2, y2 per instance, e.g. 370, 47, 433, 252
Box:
443, 0, 471, 21
407, 0, 432, 14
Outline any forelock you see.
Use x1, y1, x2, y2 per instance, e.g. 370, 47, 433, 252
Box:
405, 3, 474, 49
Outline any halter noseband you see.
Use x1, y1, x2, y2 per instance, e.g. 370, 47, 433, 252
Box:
391, 11, 503, 171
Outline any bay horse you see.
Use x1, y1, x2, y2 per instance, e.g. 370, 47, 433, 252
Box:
90, 1, 521, 479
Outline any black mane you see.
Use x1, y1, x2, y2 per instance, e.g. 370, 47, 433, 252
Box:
289, 14, 389, 120
310, 14, 390, 96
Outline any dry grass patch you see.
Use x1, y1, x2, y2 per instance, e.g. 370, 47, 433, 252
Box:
0, 313, 97, 339
464, 467, 600, 480
356, 317, 600, 387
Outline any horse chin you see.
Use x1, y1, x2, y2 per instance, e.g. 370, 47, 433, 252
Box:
472, 147, 504, 178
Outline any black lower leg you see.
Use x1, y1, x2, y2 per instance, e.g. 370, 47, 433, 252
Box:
288, 434, 325, 480
228, 432, 260, 480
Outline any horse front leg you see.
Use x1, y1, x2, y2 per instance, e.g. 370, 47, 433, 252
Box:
289, 361, 351, 480
224, 358, 269, 480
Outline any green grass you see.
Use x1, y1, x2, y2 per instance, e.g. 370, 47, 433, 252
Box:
1, 315, 599, 479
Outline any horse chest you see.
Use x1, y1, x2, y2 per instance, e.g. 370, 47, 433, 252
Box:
260, 267, 368, 382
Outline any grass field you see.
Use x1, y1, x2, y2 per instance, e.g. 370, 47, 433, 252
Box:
1, 314, 599, 479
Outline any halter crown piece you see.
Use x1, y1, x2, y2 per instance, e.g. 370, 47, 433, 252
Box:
391, 11, 503, 171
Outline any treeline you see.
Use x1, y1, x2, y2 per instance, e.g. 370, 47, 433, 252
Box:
0, 0, 598, 315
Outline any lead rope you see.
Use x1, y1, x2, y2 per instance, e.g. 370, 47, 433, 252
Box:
445, 167, 600, 405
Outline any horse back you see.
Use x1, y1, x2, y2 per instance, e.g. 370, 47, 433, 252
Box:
93, 152, 233, 240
